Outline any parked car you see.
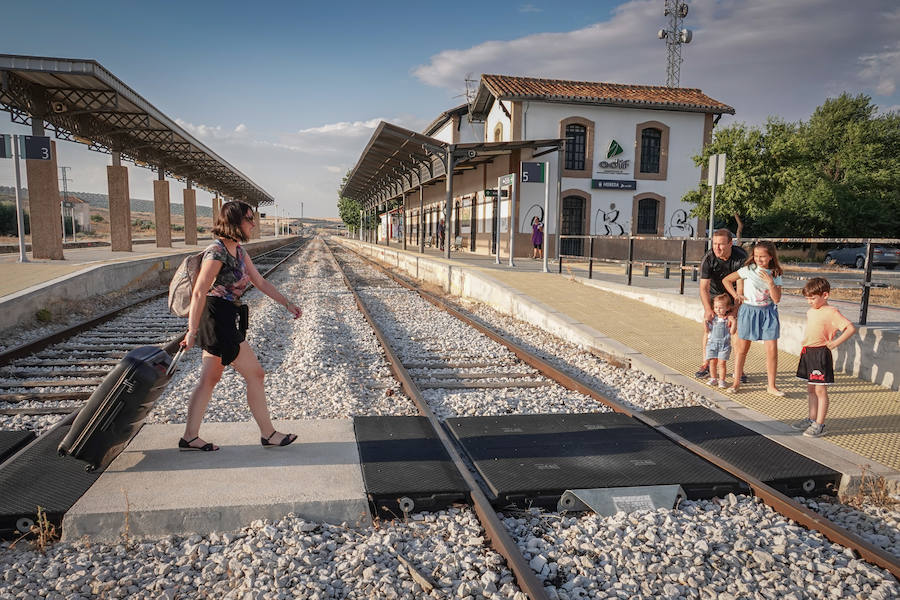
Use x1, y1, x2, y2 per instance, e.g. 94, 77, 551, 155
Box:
824, 245, 899, 269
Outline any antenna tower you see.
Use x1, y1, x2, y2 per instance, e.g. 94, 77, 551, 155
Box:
657, 0, 693, 87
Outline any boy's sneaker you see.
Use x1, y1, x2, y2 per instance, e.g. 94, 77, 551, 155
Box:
803, 422, 825, 438
718, 380, 728, 389
707, 378, 718, 386
791, 418, 813, 431
695, 366, 710, 378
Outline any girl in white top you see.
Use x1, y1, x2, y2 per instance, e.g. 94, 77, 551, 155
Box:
722, 241, 784, 396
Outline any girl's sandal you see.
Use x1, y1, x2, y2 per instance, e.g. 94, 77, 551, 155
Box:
178, 436, 219, 452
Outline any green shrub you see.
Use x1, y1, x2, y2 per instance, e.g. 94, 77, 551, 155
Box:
91, 214, 104, 223
0, 202, 29, 236
35, 308, 52, 323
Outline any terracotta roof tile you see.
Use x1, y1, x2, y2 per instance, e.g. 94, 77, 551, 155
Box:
481, 74, 734, 114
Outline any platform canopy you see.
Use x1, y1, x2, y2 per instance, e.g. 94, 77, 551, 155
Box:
0, 54, 273, 206
342, 121, 563, 211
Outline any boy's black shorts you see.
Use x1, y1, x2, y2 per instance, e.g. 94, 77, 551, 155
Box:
796, 345, 834, 385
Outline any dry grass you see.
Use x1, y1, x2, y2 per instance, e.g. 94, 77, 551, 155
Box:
838, 466, 900, 508
10, 506, 59, 551
783, 286, 900, 309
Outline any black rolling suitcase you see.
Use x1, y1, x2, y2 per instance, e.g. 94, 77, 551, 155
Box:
58, 346, 183, 472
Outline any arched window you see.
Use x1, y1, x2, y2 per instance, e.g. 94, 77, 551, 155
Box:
640, 128, 662, 174
634, 121, 669, 180
636, 197, 659, 234
565, 124, 586, 171
493, 124, 503, 142
560, 117, 594, 178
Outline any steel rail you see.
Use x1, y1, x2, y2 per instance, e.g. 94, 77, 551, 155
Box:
321, 239, 551, 600
0, 238, 303, 368
342, 241, 900, 582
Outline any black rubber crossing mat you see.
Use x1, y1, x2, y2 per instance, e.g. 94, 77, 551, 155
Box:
0, 425, 101, 537
445, 413, 746, 507
645, 406, 841, 496
0, 431, 35, 465
354, 416, 468, 518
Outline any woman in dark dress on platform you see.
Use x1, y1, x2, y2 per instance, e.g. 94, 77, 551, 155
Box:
179, 201, 302, 451
531, 216, 544, 259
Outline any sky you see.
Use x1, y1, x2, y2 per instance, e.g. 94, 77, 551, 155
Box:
1, 0, 897, 218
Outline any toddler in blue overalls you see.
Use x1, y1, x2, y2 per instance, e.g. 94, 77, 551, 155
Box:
706, 293, 738, 388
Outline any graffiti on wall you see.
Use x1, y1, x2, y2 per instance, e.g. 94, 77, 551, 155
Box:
593, 206, 624, 236
666, 209, 694, 237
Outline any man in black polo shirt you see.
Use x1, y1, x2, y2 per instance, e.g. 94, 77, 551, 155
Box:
697, 228, 747, 379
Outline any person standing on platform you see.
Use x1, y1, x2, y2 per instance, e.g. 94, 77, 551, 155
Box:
531, 216, 544, 260
697, 229, 747, 380
705, 294, 738, 388
723, 240, 784, 396
792, 277, 856, 437
179, 201, 302, 452
438, 218, 446, 251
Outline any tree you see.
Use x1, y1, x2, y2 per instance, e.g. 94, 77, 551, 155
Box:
684, 94, 900, 238
682, 119, 795, 239
336, 170, 361, 231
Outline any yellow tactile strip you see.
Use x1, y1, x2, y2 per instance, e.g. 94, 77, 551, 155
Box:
482, 269, 900, 472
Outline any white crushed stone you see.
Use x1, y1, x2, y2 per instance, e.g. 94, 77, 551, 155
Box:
503, 495, 899, 599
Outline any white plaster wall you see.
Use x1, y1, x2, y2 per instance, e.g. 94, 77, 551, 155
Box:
486, 101, 511, 142
520, 102, 706, 237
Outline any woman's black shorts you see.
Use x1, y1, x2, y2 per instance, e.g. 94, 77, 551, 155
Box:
796, 345, 834, 385
197, 296, 248, 365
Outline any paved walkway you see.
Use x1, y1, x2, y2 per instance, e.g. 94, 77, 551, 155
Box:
369, 240, 900, 476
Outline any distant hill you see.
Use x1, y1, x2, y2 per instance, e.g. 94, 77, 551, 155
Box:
0, 186, 213, 217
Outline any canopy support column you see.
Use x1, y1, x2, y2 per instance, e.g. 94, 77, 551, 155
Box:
107, 150, 132, 252
153, 167, 171, 248
183, 180, 197, 245
444, 145, 456, 259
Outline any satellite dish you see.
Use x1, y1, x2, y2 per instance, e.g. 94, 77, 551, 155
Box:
679, 4, 689, 17
658, 29, 668, 39
680, 29, 693, 43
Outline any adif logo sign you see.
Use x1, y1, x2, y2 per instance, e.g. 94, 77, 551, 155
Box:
607, 140, 624, 158
598, 139, 629, 171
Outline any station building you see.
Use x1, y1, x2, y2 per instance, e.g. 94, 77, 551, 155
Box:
358, 74, 734, 259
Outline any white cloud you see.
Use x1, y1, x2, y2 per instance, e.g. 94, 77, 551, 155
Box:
325, 165, 343, 173
413, 0, 900, 125
519, 4, 542, 13
297, 118, 382, 136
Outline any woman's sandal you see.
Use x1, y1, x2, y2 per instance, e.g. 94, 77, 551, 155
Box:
261, 431, 298, 448
178, 436, 219, 452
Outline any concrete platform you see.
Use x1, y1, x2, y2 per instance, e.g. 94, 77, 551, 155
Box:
61, 420, 370, 542
340, 238, 900, 491
0, 236, 294, 335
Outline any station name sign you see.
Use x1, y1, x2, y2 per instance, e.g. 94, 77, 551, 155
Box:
592, 179, 636, 190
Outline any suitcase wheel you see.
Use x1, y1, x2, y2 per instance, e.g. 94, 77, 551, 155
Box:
85, 464, 97, 473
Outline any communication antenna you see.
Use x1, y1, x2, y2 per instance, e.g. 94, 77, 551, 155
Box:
657, 0, 693, 87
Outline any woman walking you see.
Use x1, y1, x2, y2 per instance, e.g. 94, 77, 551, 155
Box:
179, 201, 302, 451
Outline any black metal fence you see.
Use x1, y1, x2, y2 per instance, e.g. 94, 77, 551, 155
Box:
558, 235, 899, 325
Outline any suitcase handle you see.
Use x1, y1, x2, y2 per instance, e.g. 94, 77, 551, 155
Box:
166, 347, 186, 378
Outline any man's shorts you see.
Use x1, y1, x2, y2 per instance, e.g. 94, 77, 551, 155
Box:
705, 339, 731, 361
796, 345, 834, 385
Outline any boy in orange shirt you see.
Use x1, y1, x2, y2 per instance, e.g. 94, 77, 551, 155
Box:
792, 278, 857, 437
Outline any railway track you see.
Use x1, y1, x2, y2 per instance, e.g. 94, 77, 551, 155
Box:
0, 238, 308, 432
323, 238, 900, 596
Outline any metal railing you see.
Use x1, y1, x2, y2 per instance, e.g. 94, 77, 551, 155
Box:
558, 235, 898, 325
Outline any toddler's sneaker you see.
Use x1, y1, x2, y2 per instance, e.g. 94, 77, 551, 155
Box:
791, 417, 813, 431
707, 378, 719, 386
718, 380, 728, 389
695, 366, 710, 378
803, 422, 825, 438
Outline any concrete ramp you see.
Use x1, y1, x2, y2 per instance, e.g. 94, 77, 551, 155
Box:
62, 419, 370, 541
